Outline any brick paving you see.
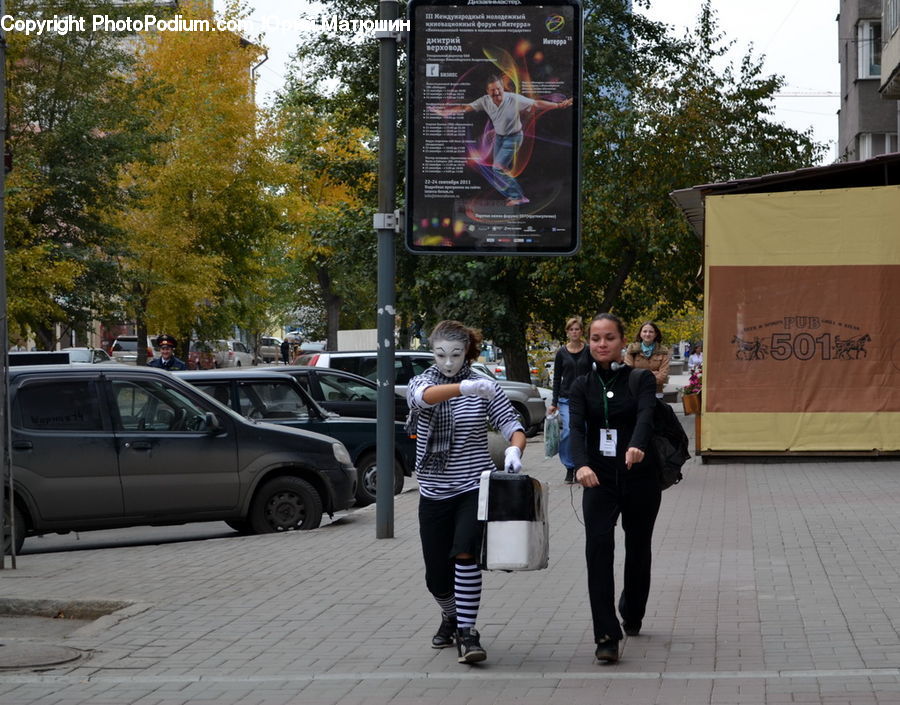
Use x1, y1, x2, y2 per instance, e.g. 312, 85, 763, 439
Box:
3, 410, 900, 704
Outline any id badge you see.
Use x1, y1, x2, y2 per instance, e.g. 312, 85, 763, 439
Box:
600, 428, 617, 457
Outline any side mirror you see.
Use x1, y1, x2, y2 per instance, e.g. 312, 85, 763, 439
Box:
204, 412, 223, 435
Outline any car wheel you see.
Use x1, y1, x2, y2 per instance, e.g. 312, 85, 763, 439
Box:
249, 477, 323, 532
3, 502, 26, 555
525, 423, 541, 439
354, 450, 404, 507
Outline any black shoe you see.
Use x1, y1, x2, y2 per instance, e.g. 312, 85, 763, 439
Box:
595, 636, 619, 663
564, 468, 575, 484
432, 615, 457, 649
457, 627, 487, 664
622, 621, 641, 636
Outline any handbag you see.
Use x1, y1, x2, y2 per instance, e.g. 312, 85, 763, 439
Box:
543, 410, 560, 458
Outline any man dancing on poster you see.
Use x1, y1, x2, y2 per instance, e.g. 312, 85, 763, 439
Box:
439, 75, 573, 207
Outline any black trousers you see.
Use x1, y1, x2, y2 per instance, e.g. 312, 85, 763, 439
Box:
418, 490, 483, 597
582, 470, 661, 642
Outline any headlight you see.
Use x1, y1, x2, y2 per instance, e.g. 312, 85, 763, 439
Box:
332, 442, 353, 466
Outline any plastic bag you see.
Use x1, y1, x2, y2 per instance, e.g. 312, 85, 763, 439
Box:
543, 410, 560, 459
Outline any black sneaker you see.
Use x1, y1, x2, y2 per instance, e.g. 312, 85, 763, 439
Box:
456, 627, 487, 664
564, 468, 575, 484
622, 621, 641, 636
432, 615, 457, 649
595, 636, 619, 663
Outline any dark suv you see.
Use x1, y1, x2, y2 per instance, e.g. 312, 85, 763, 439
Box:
4, 365, 357, 554
176, 369, 416, 507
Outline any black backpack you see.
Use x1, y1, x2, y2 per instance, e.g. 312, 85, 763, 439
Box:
627, 369, 690, 489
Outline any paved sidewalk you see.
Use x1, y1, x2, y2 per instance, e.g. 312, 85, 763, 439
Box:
3, 411, 900, 704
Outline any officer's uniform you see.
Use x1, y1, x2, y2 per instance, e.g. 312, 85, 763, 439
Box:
148, 334, 188, 371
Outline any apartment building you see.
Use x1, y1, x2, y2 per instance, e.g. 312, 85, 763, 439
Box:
837, 0, 898, 160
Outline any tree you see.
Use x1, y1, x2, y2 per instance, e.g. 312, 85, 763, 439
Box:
4, 0, 158, 347
272, 76, 378, 349
112, 0, 278, 358
285, 0, 824, 381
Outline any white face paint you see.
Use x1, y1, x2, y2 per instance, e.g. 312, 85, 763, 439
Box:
432, 338, 467, 378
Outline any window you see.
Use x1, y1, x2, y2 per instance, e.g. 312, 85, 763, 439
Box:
858, 132, 899, 159
858, 20, 882, 79
887, 0, 900, 40
236, 381, 310, 420
17, 380, 102, 431
319, 374, 376, 402
112, 379, 209, 432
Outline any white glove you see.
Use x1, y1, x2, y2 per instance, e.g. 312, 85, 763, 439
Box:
504, 446, 523, 474
459, 379, 497, 399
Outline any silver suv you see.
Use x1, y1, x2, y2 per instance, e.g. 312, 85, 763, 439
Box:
295, 350, 546, 437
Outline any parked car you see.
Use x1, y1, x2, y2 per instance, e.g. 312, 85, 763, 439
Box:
187, 341, 217, 370
176, 369, 416, 507
296, 350, 546, 437
10, 348, 117, 366
212, 339, 256, 368
3, 365, 357, 554
278, 366, 409, 420
257, 336, 283, 364
109, 335, 153, 365
274, 367, 508, 472
62, 347, 116, 364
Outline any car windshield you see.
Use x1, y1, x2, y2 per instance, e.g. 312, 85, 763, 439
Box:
320, 373, 377, 402
113, 340, 137, 352
236, 380, 311, 421
65, 349, 91, 363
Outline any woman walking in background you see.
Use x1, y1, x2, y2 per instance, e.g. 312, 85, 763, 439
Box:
407, 320, 526, 664
548, 316, 591, 484
570, 313, 662, 664
624, 321, 670, 399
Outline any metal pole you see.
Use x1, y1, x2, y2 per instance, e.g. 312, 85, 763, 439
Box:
375, 0, 398, 539
0, 0, 12, 569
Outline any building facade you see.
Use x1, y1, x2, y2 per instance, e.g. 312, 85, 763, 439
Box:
837, 0, 898, 160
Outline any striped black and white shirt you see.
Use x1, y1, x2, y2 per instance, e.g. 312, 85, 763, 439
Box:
407, 372, 523, 500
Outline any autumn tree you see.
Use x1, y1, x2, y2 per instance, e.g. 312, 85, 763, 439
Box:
4, 0, 158, 347
286, 0, 823, 381
272, 75, 378, 349
112, 0, 278, 358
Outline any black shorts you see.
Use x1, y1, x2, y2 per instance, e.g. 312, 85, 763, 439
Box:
418, 490, 483, 596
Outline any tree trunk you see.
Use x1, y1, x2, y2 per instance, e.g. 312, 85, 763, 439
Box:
601, 245, 638, 312
315, 262, 342, 350
136, 316, 149, 366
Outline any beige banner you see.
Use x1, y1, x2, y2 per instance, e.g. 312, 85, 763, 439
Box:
702, 186, 900, 451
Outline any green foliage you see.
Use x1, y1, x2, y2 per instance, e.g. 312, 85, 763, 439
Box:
5, 0, 160, 343
113, 0, 279, 345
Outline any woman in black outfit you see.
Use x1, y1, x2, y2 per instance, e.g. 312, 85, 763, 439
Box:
548, 316, 591, 484
568, 313, 661, 664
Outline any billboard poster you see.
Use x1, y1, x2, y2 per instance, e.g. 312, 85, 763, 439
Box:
406, 0, 581, 255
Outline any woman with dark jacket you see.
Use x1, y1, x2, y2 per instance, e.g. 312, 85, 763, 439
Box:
548, 316, 591, 484
569, 313, 661, 664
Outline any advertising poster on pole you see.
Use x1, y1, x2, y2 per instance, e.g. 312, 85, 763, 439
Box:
406, 0, 582, 255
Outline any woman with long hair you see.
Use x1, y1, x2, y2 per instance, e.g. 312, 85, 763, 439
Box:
548, 316, 591, 483
569, 313, 661, 663
624, 321, 670, 398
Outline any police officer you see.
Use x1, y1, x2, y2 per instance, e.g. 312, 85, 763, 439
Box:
149, 334, 187, 371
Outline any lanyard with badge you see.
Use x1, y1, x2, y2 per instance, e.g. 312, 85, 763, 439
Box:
596, 370, 619, 457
